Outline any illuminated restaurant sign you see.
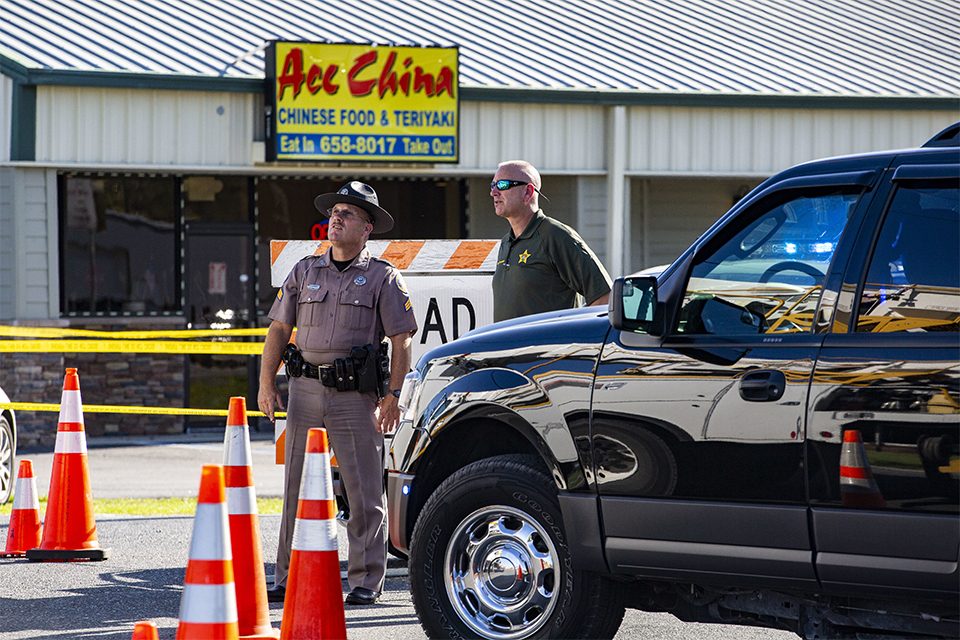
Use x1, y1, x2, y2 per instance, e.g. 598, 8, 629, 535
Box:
265, 41, 459, 163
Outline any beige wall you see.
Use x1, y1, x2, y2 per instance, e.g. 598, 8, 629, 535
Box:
629, 177, 762, 272
0, 167, 58, 319
465, 175, 580, 241
627, 107, 957, 175
35, 87, 253, 166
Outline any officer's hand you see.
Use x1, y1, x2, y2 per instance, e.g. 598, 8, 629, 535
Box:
258, 383, 284, 422
377, 394, 400, 434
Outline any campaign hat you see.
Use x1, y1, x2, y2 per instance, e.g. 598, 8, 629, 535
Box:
314, 181, 394, 234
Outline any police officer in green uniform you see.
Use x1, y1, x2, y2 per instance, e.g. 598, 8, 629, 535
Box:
258, 181, 417, 606
490, 160, 611, 322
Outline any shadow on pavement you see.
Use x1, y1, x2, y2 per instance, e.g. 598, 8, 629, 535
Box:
0, 567, 182, 638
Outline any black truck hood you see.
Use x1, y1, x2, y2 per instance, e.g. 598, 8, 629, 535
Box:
416, 306, 612, 370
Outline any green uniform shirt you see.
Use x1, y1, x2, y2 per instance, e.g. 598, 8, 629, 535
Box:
492, 211, 611, 322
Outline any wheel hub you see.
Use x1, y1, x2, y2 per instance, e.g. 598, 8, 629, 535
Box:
481, 545, 529, 597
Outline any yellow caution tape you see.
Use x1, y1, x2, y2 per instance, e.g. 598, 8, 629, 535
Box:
0, 402, 285, 418
0, 340, 264, 355
0, 326, 268, 339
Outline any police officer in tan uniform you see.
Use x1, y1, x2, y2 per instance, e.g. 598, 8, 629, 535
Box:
258, 181, 417, 606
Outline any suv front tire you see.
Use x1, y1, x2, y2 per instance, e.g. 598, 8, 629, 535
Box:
409, 454, 625, 640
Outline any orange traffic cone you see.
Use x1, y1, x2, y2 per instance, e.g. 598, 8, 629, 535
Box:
28, 368, 110, 561
2, 460, 42, 557
223, 397, 278, 639
840, 429, 887, 508
176, 464, 239, 640
280, 428, 347, 640
131, 620, 160, 640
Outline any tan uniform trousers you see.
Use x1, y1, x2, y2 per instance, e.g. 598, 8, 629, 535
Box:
275, 376, 387, 592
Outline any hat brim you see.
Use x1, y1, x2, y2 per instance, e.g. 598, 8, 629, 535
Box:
314, 193, 394, 234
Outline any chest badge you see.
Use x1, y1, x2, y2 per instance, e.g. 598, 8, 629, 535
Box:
518, 250, 532, 264
306, 284, 321, 290
354, 275, 367, 286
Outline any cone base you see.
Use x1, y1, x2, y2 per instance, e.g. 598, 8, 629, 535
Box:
240, 629, 281, 639
0, 551, 27, 558
27, 547, 111, 562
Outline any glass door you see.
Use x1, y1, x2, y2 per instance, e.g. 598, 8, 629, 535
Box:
184, 225, 257, 429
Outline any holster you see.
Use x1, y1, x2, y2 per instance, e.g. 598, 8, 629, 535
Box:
350, 342, 389, 398
281, 343, 304, 378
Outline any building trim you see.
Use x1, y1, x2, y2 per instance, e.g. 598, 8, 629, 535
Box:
3, 55, 958, 110
0, 160, 606, 177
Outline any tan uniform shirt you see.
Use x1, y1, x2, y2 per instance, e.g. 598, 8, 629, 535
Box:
269, 247, 417, 363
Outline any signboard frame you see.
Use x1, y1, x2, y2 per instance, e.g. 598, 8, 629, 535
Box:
265, 40, 460, 164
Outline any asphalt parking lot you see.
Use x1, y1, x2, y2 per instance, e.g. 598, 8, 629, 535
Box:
0, 436, 794, 639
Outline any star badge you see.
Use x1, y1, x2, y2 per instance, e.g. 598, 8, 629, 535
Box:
518, 250, 531, 264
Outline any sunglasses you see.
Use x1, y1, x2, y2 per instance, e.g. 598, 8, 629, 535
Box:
490, 179, 550, 201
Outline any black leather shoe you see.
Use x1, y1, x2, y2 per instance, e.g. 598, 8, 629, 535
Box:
344, 586, 380, 606
266, 583, 286, 603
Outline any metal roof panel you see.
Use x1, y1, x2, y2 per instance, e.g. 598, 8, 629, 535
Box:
2, 0, 957, 96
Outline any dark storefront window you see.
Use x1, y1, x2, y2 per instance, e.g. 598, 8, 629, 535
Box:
60, 175, 178, 315
255, 176, 464, 315
183, 175, 250, 223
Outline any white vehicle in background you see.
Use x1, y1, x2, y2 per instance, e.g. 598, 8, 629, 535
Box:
0, 384, 16, 504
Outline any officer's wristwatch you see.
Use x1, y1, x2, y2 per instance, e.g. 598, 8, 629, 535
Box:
390, 389, 402, 398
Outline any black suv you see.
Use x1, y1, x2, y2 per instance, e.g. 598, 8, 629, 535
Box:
387, 124, 960, 639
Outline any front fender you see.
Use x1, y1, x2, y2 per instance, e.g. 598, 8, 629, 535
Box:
393, 367, 585, 488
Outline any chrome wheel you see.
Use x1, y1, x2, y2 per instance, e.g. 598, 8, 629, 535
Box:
444, 505, 559, 639
0, 417, 13, 504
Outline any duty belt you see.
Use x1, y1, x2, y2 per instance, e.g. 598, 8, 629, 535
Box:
302, 362, 343, 388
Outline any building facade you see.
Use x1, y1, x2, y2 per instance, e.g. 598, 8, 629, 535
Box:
1, 1, 957, 444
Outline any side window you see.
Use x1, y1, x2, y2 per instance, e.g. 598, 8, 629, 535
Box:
677, 190, 860, 335
857, 184, 960, 333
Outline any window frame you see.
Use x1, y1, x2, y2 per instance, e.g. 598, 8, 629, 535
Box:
670, 179, 872, 338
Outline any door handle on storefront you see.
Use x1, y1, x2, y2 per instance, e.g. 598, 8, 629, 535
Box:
739, 370, 786, 402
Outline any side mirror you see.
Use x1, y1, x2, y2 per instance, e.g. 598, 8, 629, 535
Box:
609, 276, 662, 335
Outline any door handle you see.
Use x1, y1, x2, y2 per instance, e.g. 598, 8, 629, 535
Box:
739, 370, 786, 402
